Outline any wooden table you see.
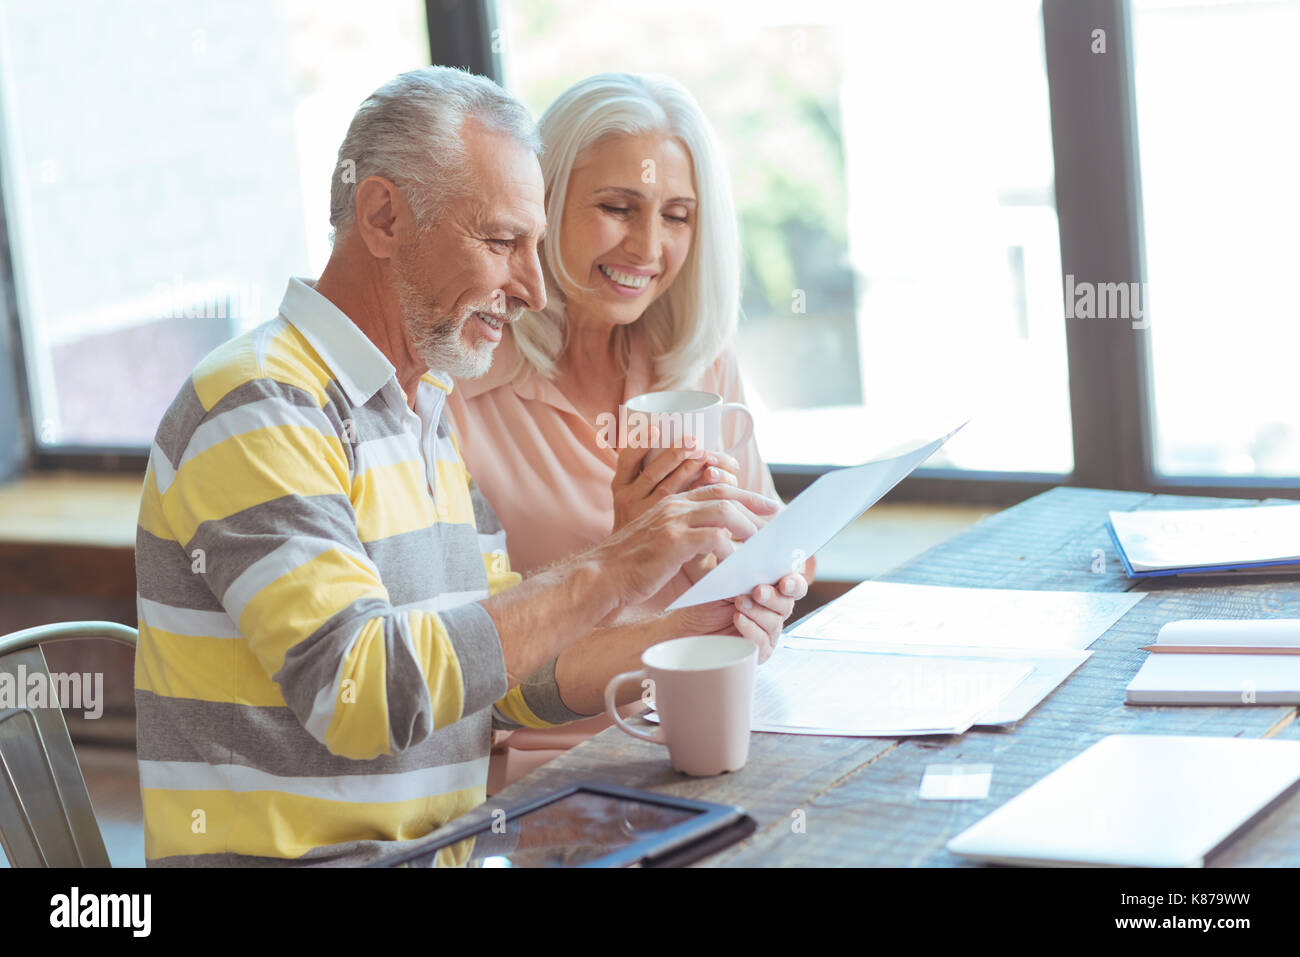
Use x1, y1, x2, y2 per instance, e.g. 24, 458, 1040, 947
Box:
479, 486, 1300, 866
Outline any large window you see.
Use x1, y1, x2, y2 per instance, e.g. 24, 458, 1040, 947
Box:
3, 0, 1299, 500
0, 0, 429, 448
499, 0, 1073, 473
1131, 0, 1300, 478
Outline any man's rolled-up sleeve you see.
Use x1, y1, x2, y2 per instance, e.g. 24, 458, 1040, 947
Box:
492, 657, 596, 731
161, 391, 508, 760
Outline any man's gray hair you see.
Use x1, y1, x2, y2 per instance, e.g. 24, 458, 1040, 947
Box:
329, 66, 541, 235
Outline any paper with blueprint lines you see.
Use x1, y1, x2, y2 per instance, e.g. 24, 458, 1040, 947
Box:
666, 421, 968, 610
751, 646, 1033, 736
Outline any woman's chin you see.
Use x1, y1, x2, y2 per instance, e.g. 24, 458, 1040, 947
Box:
568, 296, 654, 327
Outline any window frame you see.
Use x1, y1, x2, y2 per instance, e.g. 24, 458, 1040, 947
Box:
0, 150, 29, 482
2, 0, 1298, 504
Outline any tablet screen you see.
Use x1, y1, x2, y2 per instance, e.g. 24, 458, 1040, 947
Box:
403, 790, 704, 867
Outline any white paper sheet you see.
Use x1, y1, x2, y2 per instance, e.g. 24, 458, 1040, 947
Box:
666, 422, 967, 610
781, 637, 1091, 726
920, 764, 994, 800
751, 646, 1032, 736
772, 582, 1138, 727
788, 580, 1144, 651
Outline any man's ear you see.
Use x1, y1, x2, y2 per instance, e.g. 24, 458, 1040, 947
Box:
353, 175, 413, 260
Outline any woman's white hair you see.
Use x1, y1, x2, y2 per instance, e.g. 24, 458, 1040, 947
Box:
511, 73, 740, 390
330, 66, 540, 235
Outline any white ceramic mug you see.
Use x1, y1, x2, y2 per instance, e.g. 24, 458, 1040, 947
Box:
604, 635, 757, 776
623, 390, 755, 465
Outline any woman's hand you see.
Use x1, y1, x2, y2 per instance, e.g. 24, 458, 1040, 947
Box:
686, 450, 740, 492
668, 571, 808, 664
611, 433, 741, 532
676, 448, 742, 582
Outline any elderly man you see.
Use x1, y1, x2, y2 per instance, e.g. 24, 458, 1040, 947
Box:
134, 66, 805, 866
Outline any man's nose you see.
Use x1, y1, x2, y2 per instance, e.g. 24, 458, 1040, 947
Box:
508, 247, 546, 313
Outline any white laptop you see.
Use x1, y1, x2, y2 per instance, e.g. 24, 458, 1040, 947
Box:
947, 734, 1300, 867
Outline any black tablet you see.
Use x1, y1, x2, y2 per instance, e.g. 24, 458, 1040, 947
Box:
375, 782, 756, 868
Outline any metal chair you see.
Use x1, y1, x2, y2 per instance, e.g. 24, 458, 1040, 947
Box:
0, 621, 137, 867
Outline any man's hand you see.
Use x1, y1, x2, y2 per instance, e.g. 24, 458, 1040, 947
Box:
594, 484, 782, 609
669, 571, 808, 664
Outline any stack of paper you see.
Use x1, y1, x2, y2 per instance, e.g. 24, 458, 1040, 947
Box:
1127, 619, 1300, 705
1107, 505, 1300, 578
750, 581, 1144, 735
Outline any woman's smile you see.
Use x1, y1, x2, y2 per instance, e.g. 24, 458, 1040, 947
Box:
597, 263, 658, 295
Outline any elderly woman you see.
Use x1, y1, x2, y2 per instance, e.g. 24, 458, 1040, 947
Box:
446, 73, 813, 790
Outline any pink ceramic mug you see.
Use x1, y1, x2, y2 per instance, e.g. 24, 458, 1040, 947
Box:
604, 635, 757, 776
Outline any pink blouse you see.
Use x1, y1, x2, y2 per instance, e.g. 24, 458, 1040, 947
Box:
445, 324, 777, 612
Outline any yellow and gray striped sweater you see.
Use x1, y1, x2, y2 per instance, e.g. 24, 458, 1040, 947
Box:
134, 278, 583, 866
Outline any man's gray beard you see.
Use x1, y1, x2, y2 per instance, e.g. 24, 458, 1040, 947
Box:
394, 273, 494, 379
